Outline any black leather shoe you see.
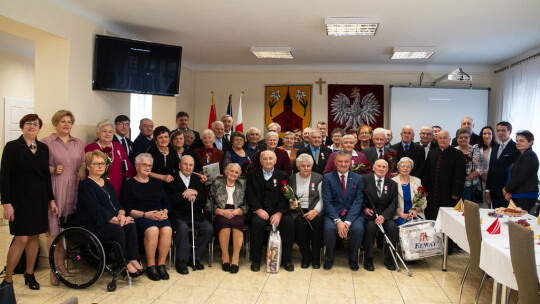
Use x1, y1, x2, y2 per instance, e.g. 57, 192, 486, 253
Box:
384, 259, 396, 271
230, 264, 239, 274
24, 273, 40, 290
146, 265, 161, 281
222, 262, 231, 272
323, 260, 333, 270
188, 260, 204, 270
363, 259, 374, 271
312, 262, 321, 269
301, 262, 310, 269
349, 262, 359, 271
251, 263, 260, 272
301, 256, 310, 269
282, 263, 294, 272
175, 265, 189, 275
157, 265, 169, 280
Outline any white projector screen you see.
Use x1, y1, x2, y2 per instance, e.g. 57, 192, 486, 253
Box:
389, 86, 490, 142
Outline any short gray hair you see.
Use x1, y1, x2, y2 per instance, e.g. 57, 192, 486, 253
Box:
135, 153, 154, 166
260, 150, 277, 160
342, 134, 357, 144
224, 162, 241, 175
397, 157, 414, 169
201, 129, 215, 139
283, 131, 295, 139
456, 127, 471, 138
268, 122, 281, 133
372, 127, 387, 139
420, 126, 432, 133
211, 121, 224, 129
310, 130, 322, 137
295, 153, 314, 167
180, 155, 194, 164
96, 119, 114, 134
265, 131, 279, 141
248, 127, 261, 135
335, 149, 352, 159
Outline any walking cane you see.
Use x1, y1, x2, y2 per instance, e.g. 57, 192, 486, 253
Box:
190, 199, 197, 271
368, 200, 412, 276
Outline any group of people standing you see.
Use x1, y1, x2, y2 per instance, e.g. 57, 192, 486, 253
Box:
1, 110, 538, 290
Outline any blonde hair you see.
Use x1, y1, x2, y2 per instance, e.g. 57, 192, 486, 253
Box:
51, 110, 75, 126
85, 150, 107, 167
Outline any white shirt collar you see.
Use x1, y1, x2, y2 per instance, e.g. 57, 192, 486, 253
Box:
179, 171, 191, 187
500, 138, 511, 146
374, 174, 385, 184
352, 150, 358, 157
115, 133, 126, 141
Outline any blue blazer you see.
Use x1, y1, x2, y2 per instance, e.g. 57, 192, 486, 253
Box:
322, 170, 364, 224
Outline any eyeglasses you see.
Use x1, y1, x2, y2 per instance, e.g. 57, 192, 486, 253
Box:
91, 162, 106, 167
139, 163, 153, 168
116, 122, 130, 127
358, 132, 370, 135
25, 122, 39, 127
420, 132, 432, 136
399, 164, 412, 169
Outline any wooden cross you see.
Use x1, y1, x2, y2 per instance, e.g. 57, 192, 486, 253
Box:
315, 78, 326, 95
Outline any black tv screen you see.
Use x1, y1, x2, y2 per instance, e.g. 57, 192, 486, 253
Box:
92, 35, 182, 96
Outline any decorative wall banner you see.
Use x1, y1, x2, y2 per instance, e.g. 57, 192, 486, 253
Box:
327, 84, 384, 132
265, 85, 312, 133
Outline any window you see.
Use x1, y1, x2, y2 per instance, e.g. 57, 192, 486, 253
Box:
130, 93, 152, 139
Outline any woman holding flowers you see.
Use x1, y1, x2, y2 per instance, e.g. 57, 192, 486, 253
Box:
324, 134, 367, 174
288, 153, 324, 269
222, 131, 253, 176
391, 157, 426, 225
455, 128, 484, 201
85, 119, 135, 198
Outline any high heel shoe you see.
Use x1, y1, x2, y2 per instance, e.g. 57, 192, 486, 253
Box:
24, 273, 40, 290
50, 271, 59, 286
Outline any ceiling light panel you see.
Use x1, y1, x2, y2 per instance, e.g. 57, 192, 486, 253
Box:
250, 46, 293, 59
325, 17, 380, 36
391, 47, 436, 59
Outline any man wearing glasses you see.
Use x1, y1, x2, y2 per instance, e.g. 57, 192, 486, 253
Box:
113, 115, 134, 164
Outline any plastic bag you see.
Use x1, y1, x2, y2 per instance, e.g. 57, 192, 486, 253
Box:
399, 220, 443, 261
266, 224, 282, 273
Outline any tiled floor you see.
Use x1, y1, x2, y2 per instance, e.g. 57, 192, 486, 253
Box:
0, 225, 517, 304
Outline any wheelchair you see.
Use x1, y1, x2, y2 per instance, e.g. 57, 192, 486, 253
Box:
48, 215, 133, 292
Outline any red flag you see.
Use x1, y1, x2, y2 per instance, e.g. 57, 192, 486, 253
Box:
235, 91, 244, 133
208, 92, 217, 129
487, 218, 501, 235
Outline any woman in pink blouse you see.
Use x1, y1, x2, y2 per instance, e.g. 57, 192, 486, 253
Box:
85, 119, 135, 198
41, 110, 86, 285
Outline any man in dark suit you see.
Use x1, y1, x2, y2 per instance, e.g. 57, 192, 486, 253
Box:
212, 121, 231, 151
485, 121, 520, 208
362, 160, 399, 271
295, 130, 332, 174
390, 125, 425, 178
258, 123, 283, 147
253, 132, 292, 175
174, 111, 202, 149
322, 150, 365, 270
418, 126, 438, 160
423, 130, 466, 220
451, 117, 480, 147
293, 127, 312, 149
133, 118, 154, 157
362, 128, 397, 177
112, 115, 134, 164
166, 155, 213, 275
221, 114, 234, 142
246, 150, 295, 272
317, 121, 333, 147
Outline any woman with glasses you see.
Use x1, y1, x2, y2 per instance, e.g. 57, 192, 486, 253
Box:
122, 153, 172, 281
85, 119, 135, 198
41, 110, 86, 285
391, 157, 425, 225
77, 150, 143, 278
328, 128, 345, 152
455, 128, 484, 201
1, 114, 57, 289
278, 131, 298, 169
222, 131, 254, 175
357, 125, 374, 151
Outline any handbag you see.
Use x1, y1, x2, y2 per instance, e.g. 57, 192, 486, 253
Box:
266, 224, 282, 273
0, 268, 17, 304
399, 220, 443, 261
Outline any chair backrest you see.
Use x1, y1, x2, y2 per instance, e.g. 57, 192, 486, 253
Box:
508, 221, 540, 304
464, 200, 482, 271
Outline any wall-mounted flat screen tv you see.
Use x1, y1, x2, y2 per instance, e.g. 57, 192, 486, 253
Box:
92, 35, 182, 96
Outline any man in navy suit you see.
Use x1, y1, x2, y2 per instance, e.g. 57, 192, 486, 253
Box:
362, 159, 399, 271
295, 130, 332, 174
485, 121, 520, 208
390, 125, 424, 178
322, 150, 365, 270
112, 115, 134, 164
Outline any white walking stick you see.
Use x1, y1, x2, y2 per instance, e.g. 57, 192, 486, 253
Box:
190, 199, 196, 271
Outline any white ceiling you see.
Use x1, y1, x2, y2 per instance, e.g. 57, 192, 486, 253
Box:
34, 0, 540, 71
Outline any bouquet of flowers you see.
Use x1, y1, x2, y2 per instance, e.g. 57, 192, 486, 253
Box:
412, 187, 428, 209
383, 151, 397, 171
464, 153, 472, 164
100, 146, 113, 179
240, 159, 251, 178
200, 152, 212, 165
280, 180, 312, 229
353, 159, 371, 174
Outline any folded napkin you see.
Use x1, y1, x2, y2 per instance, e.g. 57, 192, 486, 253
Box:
454, 199, 464, 212
487, 218, 501, 235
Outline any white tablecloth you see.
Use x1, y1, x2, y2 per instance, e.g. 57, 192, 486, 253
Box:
435, 207, 540, 291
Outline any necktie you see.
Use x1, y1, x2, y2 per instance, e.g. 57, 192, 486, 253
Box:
405, 144, 409, 152
121, 138, 129, 155
497, 143, 505, 159
379, 149, 383, 159
225, 134, 229, 142
377, 179, 382, 197
315, 149, 320, 165
341, 174, 346, 195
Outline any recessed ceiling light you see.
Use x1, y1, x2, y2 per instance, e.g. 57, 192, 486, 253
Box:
250, 46, 293, 59
325, 17, 380, 36
391, 47, 436, 59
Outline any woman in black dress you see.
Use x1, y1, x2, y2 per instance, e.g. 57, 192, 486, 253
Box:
1, 114, 58, 289
147, 126, 179, 189
122, 153, 172, 281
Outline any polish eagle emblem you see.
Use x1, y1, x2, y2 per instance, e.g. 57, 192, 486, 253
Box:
330, 87, 380, 131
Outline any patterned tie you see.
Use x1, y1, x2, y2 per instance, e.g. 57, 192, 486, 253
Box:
377, 179, 382, 197
379, 149, 383, 159
315, 149, 320, 165
341, 174, 346, 195
497, 143, 505, 159
121, 138, 129, 156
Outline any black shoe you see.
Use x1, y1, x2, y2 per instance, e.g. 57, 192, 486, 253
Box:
349, 262, 359, 271
175, 265, 189, 275
301, 255, 310, 269
188, 260, 205, 270
323, 260, 333, 270
230, 264, 239, 274
146, 265, 161, 281
157, 265, 169, 280
384, 259, 396, 271
282, 263, 294, 272
301, 261, 310, 269
24, 273, 40, 290
312, 262, 321, 269
222, 262, 231, 272
363, 259, 375, 271
251, 263, 260, 272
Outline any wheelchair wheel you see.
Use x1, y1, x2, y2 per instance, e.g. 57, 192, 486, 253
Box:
49, 227, 105, 289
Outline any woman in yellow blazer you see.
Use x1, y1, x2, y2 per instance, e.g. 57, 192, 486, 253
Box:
391, 157, 426, 225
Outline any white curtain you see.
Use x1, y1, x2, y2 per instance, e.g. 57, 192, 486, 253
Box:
498, 56, 540, 156
130, 93, 152, 139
